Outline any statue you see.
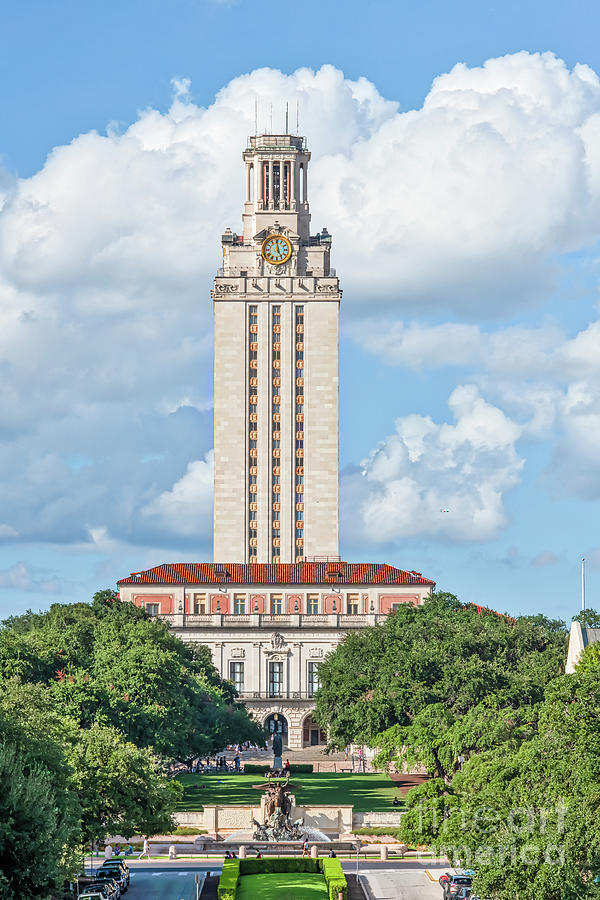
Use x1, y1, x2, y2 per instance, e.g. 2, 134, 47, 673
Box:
272, 731, 283, 770
252, 774, 305, 842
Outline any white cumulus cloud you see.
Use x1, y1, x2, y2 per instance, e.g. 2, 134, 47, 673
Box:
1, 54, 600, 555
142, 452, 214, 537
344, 386, 524, 544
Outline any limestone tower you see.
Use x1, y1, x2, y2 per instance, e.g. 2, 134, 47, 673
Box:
212, 134, 341, 563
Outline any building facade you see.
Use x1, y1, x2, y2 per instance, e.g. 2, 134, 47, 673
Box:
117, 561, 435, 749
118, 132, 435, 749
565, 619, 600, 673
213, 134, 340, 564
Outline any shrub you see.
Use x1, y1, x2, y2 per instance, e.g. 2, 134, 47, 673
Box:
170, 826, 207, 835
217, 860, 240, 900
320, 858, 344, 880
242, 763, 313, 774
327, 879, 348, 900
320, 859, 347, 900
240, 858, 320, 875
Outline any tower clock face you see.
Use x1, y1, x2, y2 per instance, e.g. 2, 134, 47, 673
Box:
261, 234, 292, 265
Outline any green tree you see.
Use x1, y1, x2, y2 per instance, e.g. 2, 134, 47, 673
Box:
1, 593, 263, 761
0, 711, 81, 900
400, 667, 600, 899
70, 724, 182, 844
315, 592, 566, 777
573, 608, 600, 629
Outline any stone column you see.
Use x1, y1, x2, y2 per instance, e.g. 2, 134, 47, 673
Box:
216, 642, 225, 678
296, 642, 302, 695
268, 160, 274, 209
279, 160, 285, 208
254, 641, 262, 696
257, 159, 263, 205
290, 159, 296, 207
246, 163, 252, 202
302, 163, 308, 206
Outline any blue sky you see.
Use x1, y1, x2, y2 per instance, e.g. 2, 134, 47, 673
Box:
1, 0, 600, 621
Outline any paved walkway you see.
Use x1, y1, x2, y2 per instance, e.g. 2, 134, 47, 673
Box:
360, 861, 451, 899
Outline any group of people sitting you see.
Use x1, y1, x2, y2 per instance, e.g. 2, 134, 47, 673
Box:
224, 849, 262, 859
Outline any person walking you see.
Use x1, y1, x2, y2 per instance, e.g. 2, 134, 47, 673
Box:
139, 836, 150, 859
302, 837, 309, 857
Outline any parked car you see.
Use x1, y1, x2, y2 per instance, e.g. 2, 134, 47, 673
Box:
95, 868, 126, 895
103, 857, 130, 880
443, 875, 473, 898
79, 894, 106, 900
99, 859, 130, 889
92, 874, 122, 898
88, 881, 119, 900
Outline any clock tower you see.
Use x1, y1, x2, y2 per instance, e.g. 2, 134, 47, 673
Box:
213, 134, 341, 564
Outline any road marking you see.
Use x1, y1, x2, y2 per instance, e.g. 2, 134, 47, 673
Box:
425, 869, 437, 881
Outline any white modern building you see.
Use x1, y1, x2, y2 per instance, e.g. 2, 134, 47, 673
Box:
118, 132, 435, 750
565, 619, 600, 673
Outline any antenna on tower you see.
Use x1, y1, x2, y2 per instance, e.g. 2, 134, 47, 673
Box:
270, 103, 273, 134
285, 101, 289, 134
582, 556, 586, 611
254, 96, 258, 136
296, 99, 299, 135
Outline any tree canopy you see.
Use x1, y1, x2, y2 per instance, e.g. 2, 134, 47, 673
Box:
0, 590, 263, 897
399, 663, 600, 899
0, 590, 262, 760
314, 592, 567, 779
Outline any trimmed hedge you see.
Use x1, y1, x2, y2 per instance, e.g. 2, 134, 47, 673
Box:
217, 860, 240, 900
217, 857, 348, 900
218, 855, 347, 899
242, 763, 314, 774
321, 859, 347, 900
240, 858, 319, 875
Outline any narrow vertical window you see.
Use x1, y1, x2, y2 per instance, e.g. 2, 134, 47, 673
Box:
307, 662, 319, 697
229, 661, 244, 693
248, 305, 258, 563
295, 306, 305, 562
269, 661, 283, 697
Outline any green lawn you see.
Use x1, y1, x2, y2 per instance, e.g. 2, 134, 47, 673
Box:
175, 772, 402, 813
236, 872, 328, 900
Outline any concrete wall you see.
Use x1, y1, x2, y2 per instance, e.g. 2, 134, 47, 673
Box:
174, 804, 353, 834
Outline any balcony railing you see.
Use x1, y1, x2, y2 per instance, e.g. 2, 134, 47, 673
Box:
237, 690, 317, 701
174, 613, 381, 628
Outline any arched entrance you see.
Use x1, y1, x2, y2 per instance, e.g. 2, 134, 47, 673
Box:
302, 714, 326, 747
265, 713, 289, 747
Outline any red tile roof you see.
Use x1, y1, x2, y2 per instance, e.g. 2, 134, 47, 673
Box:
117, 561, 435, 587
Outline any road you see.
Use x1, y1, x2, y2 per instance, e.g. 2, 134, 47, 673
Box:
125, 866, 209, 899
100, 859, 450, 899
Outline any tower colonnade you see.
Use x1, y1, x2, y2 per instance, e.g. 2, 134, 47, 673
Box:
245, 158, 307, 209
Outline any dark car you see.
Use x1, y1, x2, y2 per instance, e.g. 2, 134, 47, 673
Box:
99, 860, 129, 889
93, 869, 125, 900
89, 879, 120, 900
85, 884, 112, 900
444, 875, 473, 898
